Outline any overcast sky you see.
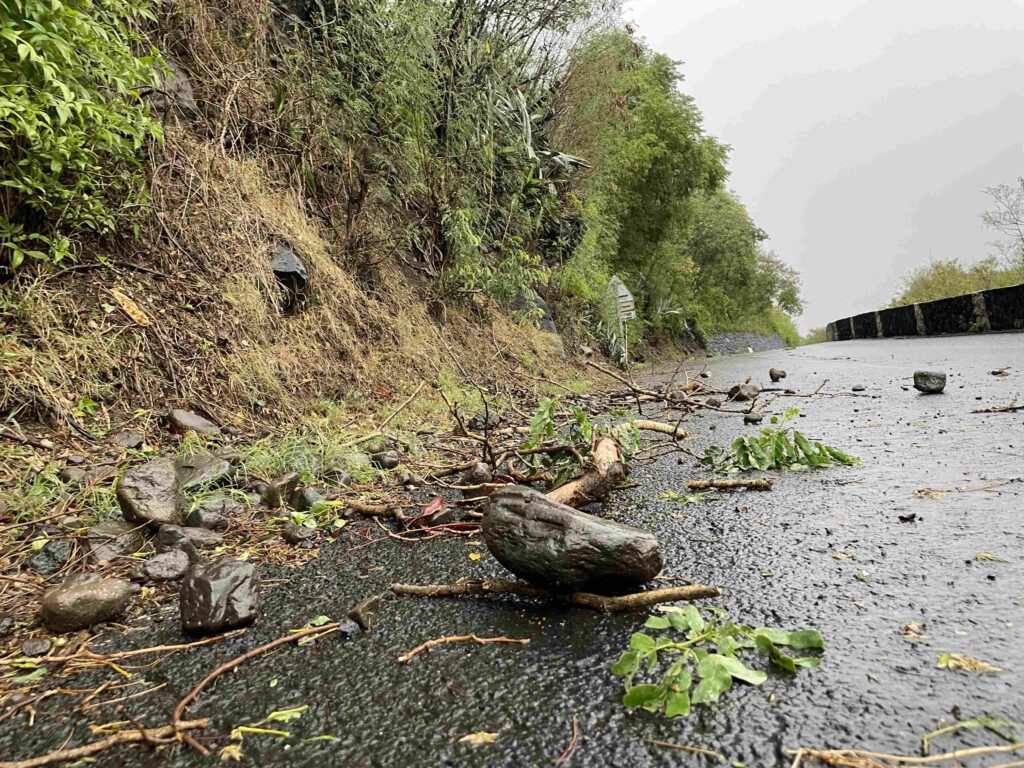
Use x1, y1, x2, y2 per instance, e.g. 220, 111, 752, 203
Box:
624, 0, 1024, 331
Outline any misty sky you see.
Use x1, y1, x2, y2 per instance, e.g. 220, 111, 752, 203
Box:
624, 0, 1024, 331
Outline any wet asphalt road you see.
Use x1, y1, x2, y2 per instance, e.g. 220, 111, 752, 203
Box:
3, 335, 1023, 767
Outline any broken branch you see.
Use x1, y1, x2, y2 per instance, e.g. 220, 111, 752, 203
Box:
390, 579, 722, 613
687, 478, 773, 491
397, 634, 530, 664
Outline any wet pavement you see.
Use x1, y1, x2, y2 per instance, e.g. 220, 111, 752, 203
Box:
3, 335, 1023, 766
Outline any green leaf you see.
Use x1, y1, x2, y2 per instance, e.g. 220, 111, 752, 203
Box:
754, 627, 824, 650
623, 684, 664, 708
629, 632, 657, 652
12, 667, 47, 684
703, 653, 768, 685
611, 650, 639, 677
644, 616, 671, 630
691, 670, 732, 704
665, 690, 691, 717
669, 605, 705, 634
756, 635, 796, 673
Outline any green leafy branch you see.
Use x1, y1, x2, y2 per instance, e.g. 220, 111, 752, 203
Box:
702, 408, 859, 473
611, 605, 824, 718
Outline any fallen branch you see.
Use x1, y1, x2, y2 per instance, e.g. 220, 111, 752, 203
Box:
633, 420, 688, 440
687, 478, 773, 491
391, 579, 722, 613
397, 634, 530, 664
555, 715, 580, 765
547, 437, 627, 508
0, 428, 55, 451
788, 741, 1024, 767
172, 622, 341, 750
355, 381, 426, 444
0, 720, 209, 768
972, 394, 1022, 414
642, 739, 725, 760
344, 498, 405, 520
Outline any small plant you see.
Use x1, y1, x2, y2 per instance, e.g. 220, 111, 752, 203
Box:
702, 408, 859, 473
611, 605, 823, 718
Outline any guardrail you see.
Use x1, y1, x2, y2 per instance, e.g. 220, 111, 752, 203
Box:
826, 283, 1024, 341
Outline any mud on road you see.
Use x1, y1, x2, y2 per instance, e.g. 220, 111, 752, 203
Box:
3, 335, 1022, 767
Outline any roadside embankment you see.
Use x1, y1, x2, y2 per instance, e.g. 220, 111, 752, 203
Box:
826, 282, 1024, 340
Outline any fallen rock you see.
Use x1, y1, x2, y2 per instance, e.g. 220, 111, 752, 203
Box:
728, 383, 761, 402
40, 574, 133, 633
852, 385, 866, 392
460, 463, 493, 499
117, 458, 185, 527
371, 451, 401, 470
281, 523, 317, 547
743, 412, 764, 425
289, 486, 326, 512
323, 465, 353, 488
347, 595, 381, 632
769, 368, 787, 382
0, 616, 12, 636
175, 454, 235, 490
704, 397, 723, 408
270, 242, 307, 312
141, 550, 190, 582
88, 520, 145, 563
59, 466, 87, 485
483, 485, 663, 592
21, 638, 52, 657
66, 455, 86, 466
184, 505, 231, 532
28, 538, 73, 576
335, 618, 363, 638
468, 412, 499, 432
154, 525, 199, 562
150, 60, 197, 120
913, 371, 946, 394
180, 558, 260, 633
112, 430, 144, 449
261, 472, 301, 509
168, 409, 221, 436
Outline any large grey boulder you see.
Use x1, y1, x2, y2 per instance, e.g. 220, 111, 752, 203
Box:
271, 243, 307, 312
728, 383, 761, 402
40, 574, 133, 633
117, 458, 185, 527
913, 371, 946, 394
180, 559, 260, 633
482, 486, 663, 593
88, 520, 144, 563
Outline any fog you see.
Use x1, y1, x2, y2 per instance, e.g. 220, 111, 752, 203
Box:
625, 0, 1024, 331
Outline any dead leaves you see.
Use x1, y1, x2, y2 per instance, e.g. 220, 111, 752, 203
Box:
937, 652, 1002, 675
900, 621, 929, 641
914, 488, 947, 501
459, 731, 499, 746
109, 288, 151, 326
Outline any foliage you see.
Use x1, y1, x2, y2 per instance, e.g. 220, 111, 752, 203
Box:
701, 408, 859, 473
891, 257, 1023, 307
982, 178, 1024, 269
0, 0, 163, 270
611, 605, 823, 717
521, 396, 639, 487
802, 326, 829, 346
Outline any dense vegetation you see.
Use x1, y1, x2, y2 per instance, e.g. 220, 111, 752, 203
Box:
0, 0, 802, 354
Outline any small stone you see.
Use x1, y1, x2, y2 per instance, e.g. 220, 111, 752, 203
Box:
175, 454, 235, 490
65, 455, 86, 466
769, 368, 787, 382
261, 472, 301, 509
117, 457, 185, 527
370, 451, 401, 470
88, 520, 145, 563
743, 413, 764, 425
184, 506, 230, 532
324, 466, 353, 488
59, 516, 83, 530
270, 243, 308, 312
27, 539, 73, 576
40, 574, 133, 633
112, 430, 145, 449
347, 595, 381, 632
154, 525, 199, 562
852, 385, 866, 392
182, 526, 223, 549
281, 523, 317, 547
335, 618, 363, 638
468, 412, 499, 432
728, 383, 761, 402
705, 397, 723, 408
20, 638, 52, 657
59, 466, 87, 485
913, 371, 946, 394
0, 616, 13, 636
168, 409, 221, 435
289, 486, 326, 512
180, 558, 260, 633
459, 462, 493, 499
141, 550, 190, 581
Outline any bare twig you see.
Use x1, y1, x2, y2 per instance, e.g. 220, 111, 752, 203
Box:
554, 715, 579, 764
397, 634, 530, 664
687, 478, 773, 491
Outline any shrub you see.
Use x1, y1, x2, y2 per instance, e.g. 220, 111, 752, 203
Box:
0, 0, 163, 270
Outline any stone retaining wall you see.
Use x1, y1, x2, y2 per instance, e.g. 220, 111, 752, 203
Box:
826, 283, 1024, 341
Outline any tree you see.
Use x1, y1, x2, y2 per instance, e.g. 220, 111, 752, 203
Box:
982, 178, 1024, 269
890, 257, 1022, 306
